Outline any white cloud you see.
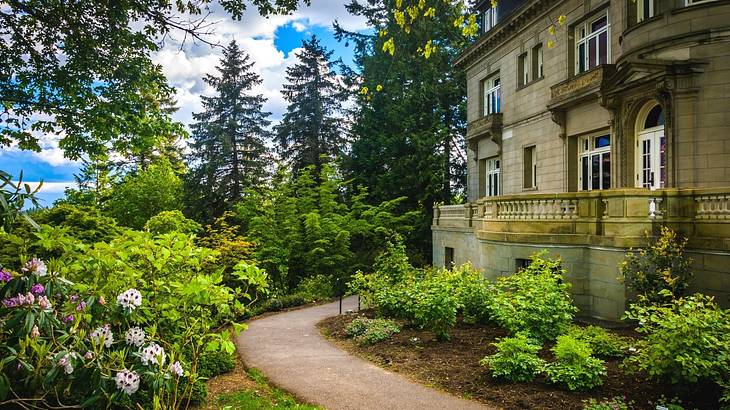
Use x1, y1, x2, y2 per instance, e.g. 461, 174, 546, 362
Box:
21, 181, 74, 194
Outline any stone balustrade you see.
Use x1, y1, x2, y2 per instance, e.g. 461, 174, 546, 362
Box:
433, 188, 730, 251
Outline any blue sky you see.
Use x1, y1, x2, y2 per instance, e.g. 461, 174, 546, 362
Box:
0, 2, 367, 205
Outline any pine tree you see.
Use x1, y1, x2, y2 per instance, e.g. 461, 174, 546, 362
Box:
187, 40, 272, 220
336, 0, 467, 263
275, 36, 347, 174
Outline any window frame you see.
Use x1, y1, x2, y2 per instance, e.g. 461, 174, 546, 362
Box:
532, 43, 544, 79
518, 52, 529, 87
578, 134, 611, 191
486, 157, 501, 197
574, 11, 611, 75
636, 0, 655, 23
482, 6, 498, 33
483, 75, 501, 115
523, 145, 537, 190
685, 0, 718, 5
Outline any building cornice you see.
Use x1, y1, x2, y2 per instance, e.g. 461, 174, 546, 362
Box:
455, 0, 561, 70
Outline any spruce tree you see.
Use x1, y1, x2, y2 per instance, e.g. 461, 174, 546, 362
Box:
275, 36, 347, 174
187, 40, 272, 220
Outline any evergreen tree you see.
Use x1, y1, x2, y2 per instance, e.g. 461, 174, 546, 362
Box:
336, 0, 467, 264
187, 40, 272, 221
275, 36, 347, 174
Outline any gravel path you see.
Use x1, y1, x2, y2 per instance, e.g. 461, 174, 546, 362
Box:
236, 296, 491, 410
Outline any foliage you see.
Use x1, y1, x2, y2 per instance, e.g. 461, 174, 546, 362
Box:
449, 263, 494, 325
582, 397, 631, 410
351, 238, 488, 341
275, 36, 347, 174
566, 325, 630, 358
186, 40, 272, 221
544, 335, 606, 391
198, 350, 236, 379
623, 294, 730, 396
0, 260, 196, 407
106, 159, 184, 230
490, 252, 577, 341
336, 0, 467, 263
34, 204, 123, 244
145, 210, 202, 236
238, 164, 416, 291
480, 334, 545, 382
0, 171, 41, 233
0, 0, 303, 158
293, 275, 336, 302
620, 226, 693, 306
345, 317, 400, 346
197, 212, 257, 292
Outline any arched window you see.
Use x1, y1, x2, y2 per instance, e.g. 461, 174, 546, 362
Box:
643, 104, 664, 129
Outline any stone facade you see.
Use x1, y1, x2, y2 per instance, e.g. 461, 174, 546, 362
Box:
435, 0, 730, 320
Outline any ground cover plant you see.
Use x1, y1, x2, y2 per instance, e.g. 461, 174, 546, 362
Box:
480, 334, 545, 382
544, 335, 607, 391
345, 317, 400, 346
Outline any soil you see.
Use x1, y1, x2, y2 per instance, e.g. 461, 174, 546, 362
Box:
317, 311, 722, 410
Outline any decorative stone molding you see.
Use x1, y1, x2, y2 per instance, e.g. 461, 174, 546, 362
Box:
549, 65, 616, 108
466, 113, 503, 146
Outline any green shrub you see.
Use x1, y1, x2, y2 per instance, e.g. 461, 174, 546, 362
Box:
279, 293, 307, 308
404, 274, 458, 341
480, 334, 545, 382
145, 210, 202, 236
490, 252, 577, 341
582, 397, 630, 410
448, 263, 493, 325
345, 317, 400, 346
620, 226, 693, 306
567, 325, 629, 358
345, 317, 370, 337
294, 274, 335, 302
264, 298, 284, 312
624, 294, 730, 391
198, 350, 236, 378
545, 335, 606, 391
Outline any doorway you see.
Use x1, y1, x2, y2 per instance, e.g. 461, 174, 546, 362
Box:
636, 103, 666, 190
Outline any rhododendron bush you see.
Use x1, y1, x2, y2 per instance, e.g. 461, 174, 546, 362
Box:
0, 229, 270, 407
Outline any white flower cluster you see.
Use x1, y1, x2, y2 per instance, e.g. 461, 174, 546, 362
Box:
125, 327, 146, 347
117, 288, 142, 311
169, 361, 184, 378
23, 258, 47, 276
90, 325, 114, 348
115, 369, 140, 395
140, 343, 166, 366
58, 353, 74, 375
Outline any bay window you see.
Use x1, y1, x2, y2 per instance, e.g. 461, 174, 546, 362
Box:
579, 134, 611, 191
575, 12, 610, 74
636, 0, 655, 22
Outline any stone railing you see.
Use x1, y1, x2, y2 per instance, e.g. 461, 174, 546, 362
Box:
434, 188, 730, 251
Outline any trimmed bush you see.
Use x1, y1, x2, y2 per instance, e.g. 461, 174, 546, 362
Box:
345, 317, 400, 346
567, 325, 629, 358
624, 294, 730, 390
490, 252, 577, 341
198, 350, 236, 378
480, 334, 545, 382
545, 335, 606, 391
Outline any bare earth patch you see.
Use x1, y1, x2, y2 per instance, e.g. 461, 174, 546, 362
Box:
318, 311, 721, 410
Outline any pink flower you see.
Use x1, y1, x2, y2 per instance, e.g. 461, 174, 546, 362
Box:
76, 301, 86, 312
98, 296, 106, 305
38, 296, 52, 310
84, 351, 94, 360
30, 283, 44, 295
0, 270, 11, 282
30, 325, 40, 338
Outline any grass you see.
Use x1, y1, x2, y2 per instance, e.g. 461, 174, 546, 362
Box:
209, 368, 320, 410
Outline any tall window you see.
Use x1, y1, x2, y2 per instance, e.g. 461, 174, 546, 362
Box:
523, 146, 536, 189
579, 135, 611, 191
575, 12, 610, 74
518, 53, 529, 86
532, 44, 544, 79
637, 0, 655, 22
483, 75, 501, 115
482, 6, 498, 33
487, 157, 501, 196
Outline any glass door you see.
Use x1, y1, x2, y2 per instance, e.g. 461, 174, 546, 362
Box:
638, 130, 666, 190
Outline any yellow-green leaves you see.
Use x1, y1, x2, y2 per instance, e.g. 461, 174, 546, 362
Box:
382, 37, 395, 55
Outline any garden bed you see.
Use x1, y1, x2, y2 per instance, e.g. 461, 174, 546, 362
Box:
318, 312, 721, 410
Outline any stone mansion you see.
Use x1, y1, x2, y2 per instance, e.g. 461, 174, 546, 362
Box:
432, 0, 730, 320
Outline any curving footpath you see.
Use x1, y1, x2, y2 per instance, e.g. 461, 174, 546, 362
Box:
236, 296, 491, 410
